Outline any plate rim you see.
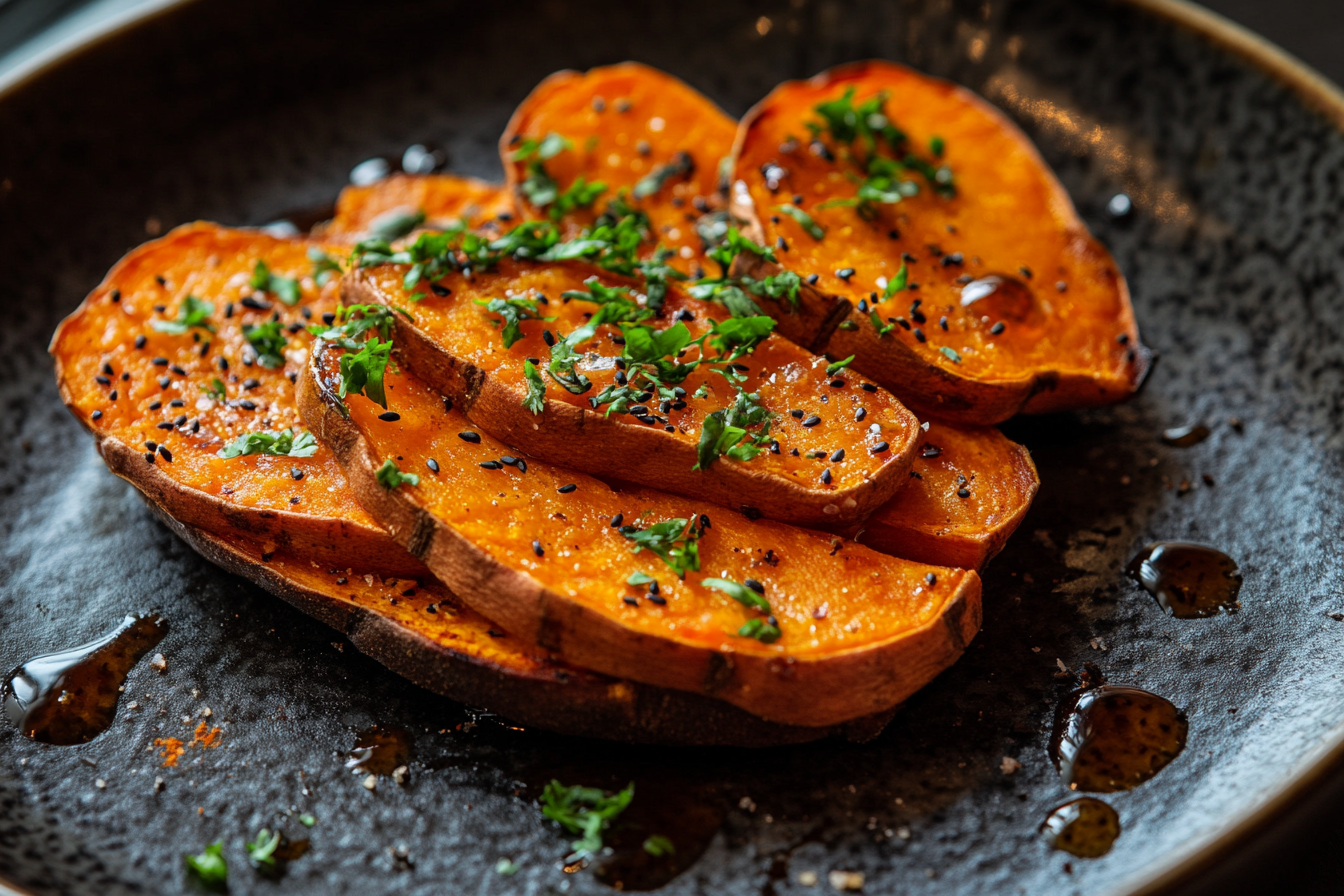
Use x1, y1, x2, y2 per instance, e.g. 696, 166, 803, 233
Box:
2, 1, 1343, 894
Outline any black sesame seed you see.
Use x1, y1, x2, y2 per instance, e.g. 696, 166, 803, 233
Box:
871, 441, 889, 454
532, 540, 544, 557
806, 273, 819, 285
630, 405, 649, 416
134, 334, 147, 349
957, 488, 971, 498
156, 422, 174, 430
854, 408, 867, 422
321, 312, 336, 325
990, 321, 1006, 335
1116, 333, 1130, 344
939, 316, 949, 331
108, 390, 118, 401
664, 425, 676, 432
218, 358, 229, 371
831, 449, 845, 462
144, 452, 156, 464
170, 365, 187, 376
95, 375, 111, 386
610, 513, 624, 528
829, 379, 845, 388
378, 411, 401, 421
801, 415, 821, 427
1056, 281, 1068, 292
922, 446, 942, 459
480, 461, 502, 469
152, 357, 169, 366
913, 328, 926, 343
925, 573, 937, 586
836, 268, 855, 280
941, 252, 964, 266
699, 513, 712, 530
173, 415, 187, 426
430, 283, 450, 297
542, 330, 555, 347
820, 469, 832, 484
291, 467, 305, 480
614, 370, 627, 385
243, 378, 260, 390
648, 595, 667, 605
896, 317, 911, 330
911, 309, 926, 324
623, 596, 640, 606
500, 456, 520, 466
423, 459, 439, 474
790, 409, 804, 419
558, 484, 577, 494
91, 410, 103, 420
145, 441, 157, 451
459, 431, 481, 443
239, 400, 256, 410
158, 446, 173, 462
110, 289, 121, 302
241, 296, 271, 311
158, 376, 171, 388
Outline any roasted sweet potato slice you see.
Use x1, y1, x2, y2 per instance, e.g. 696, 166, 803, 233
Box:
320, 173, 516, 243
51, 223, 883, 746
346, 255, 920, 526
299, 336, 982, 728
731, 61, 1149, 424
501, 63, 735, 275
850, 422, 1038, 570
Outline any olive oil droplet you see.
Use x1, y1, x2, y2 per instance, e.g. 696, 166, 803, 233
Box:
1127, 542, 1242, 618
3, 614, 168, 745
959, 274, 1035, 323
1040, 797, 1120, 857
1160, 424, 1211, 447
345, 725, 411, 776
1051, 679, 1187, 792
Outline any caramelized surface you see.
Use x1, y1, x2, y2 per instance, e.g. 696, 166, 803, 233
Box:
322, 174, 515, 242
306, 341, 981, 725
502, 62, 736, 276
856, 421, 1038, 569
355, 258, 920, 524
733, 61, 1147, 422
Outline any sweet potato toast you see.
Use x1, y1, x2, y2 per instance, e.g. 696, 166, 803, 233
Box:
299, 335, 982, 728
320, 173, 515, 243
731, 61, 1149, 424
850, 422, 1038, 570
346, 254, 920, 527
501, 62, 735, 276
51, 222, 884, 746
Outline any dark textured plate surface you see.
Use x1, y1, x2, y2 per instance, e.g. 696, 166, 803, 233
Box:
4, 1, 1344, 894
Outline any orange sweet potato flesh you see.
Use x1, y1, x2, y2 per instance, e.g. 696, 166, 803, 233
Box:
51, 223, 888, 746
850, 422, 1038, 570
320, 173, 516, 243
299, 337, 982, 728
502, 63, 734, 274
732, 61, 1150, 424
347, 258, 921, 526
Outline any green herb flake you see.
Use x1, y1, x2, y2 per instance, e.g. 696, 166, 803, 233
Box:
243, 320, 288, 369
939, 346, 963, 364
338, 337, 393, 409
883, 262, 909, 299
702, 577, 781, 643
694, 390, 774, 470
643, 835, 676, 857
376, 458, 419, 490
308, 247, 344, 286
217, 428, 318, 459
183, 841, 228, 890
199, 377, 226, 401
368, 208, 426, 242
298, 814, 316, 828
475, 295, 552, 348
622, 517, 703, 579
150, 294, 215, 335
930, 135, 946, 157
523, 359, 546, 415
626, 571, 656, 586
825, 354, 855, 376
737, 616, 783, 643
540, 780, 635, 857
495, 858, 521, 876
869, 309, 896, 337
249, 259, 301, 306
774, 204, 825, 240
245, 828, 281, 872
633, 151, 694, 199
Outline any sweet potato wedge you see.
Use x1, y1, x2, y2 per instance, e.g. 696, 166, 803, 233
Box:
731, 61, 1150, 424
346, 255, 920, 526
51, 222, 884, 746
320, 173, 516, 243
299, 335, 982, 728
501, 63, 735, 276
849, 422, 1038, 570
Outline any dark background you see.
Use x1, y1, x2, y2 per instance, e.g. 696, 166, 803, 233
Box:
2, 1, 1343, 894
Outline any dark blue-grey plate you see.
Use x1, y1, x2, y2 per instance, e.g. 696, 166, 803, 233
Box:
3, 1, 1344, 894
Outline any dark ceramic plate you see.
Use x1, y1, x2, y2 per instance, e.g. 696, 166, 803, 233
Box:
4, 1, 1344, 894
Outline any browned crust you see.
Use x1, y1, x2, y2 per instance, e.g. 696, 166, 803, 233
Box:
345, 268, 917, 527
299, 341, 982, 727
853, 438, 1040, 570
151, 507, 888, 746
728, 60, 1153, 426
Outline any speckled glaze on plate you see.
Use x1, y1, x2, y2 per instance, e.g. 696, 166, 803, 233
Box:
3, 1, 1344, 894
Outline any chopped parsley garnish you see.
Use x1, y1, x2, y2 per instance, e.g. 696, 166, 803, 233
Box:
151, 295, 215, 335
546, 330, 592, 395
199, 377, 226, 401
475, 295, 552, 348
643, 835, 675, 857
308, 247, 344, 286
808, 86, 955, 218
338, 337, 393, 409
243, 320, 287, 369
512, 133, 571, 207
939, 346, 963, 364
375, 458, 419, 489
245, 828, 281, 872
633, 151, 694, 199
883, 262, 909, 299
695, 389, 774, 470
774, 204, 825, 240
540, 780, 634, 858
368, 207, 426, 242
706, 315, 775, 359
309, 303, 406, 346
626, 571, 656, 586
217, 428, 318, 459
552, 176, 607, 220
825, 355, 855, 376
249, 260, 301, 306
869, 309, 896, 336
691, 228, 797, 315
623, 516, 703, 578
522, 359, 546, 415
183, 841, 227, 890
702, 577, 781, 643
560, 278, 651, 328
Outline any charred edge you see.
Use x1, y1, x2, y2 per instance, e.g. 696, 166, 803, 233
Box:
405, 510, 437, 560
459, 359, 486, 410
535, 598, 565, 653
810, 291, 855, 353
1028, 370, 1061, 398
942, 589, 969, 653
702, 651, 736, 695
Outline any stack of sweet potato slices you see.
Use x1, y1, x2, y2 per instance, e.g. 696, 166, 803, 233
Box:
52, 60, 1147, 744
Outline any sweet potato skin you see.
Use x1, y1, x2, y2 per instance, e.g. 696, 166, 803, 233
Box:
347, 258, 921, 526
52, 222, 882, 746
501, 63, 736, 275
847, 422, 1038, 570
732, 61, 1149, 424
320, 174, 515, 243
300, 338, 982, 728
